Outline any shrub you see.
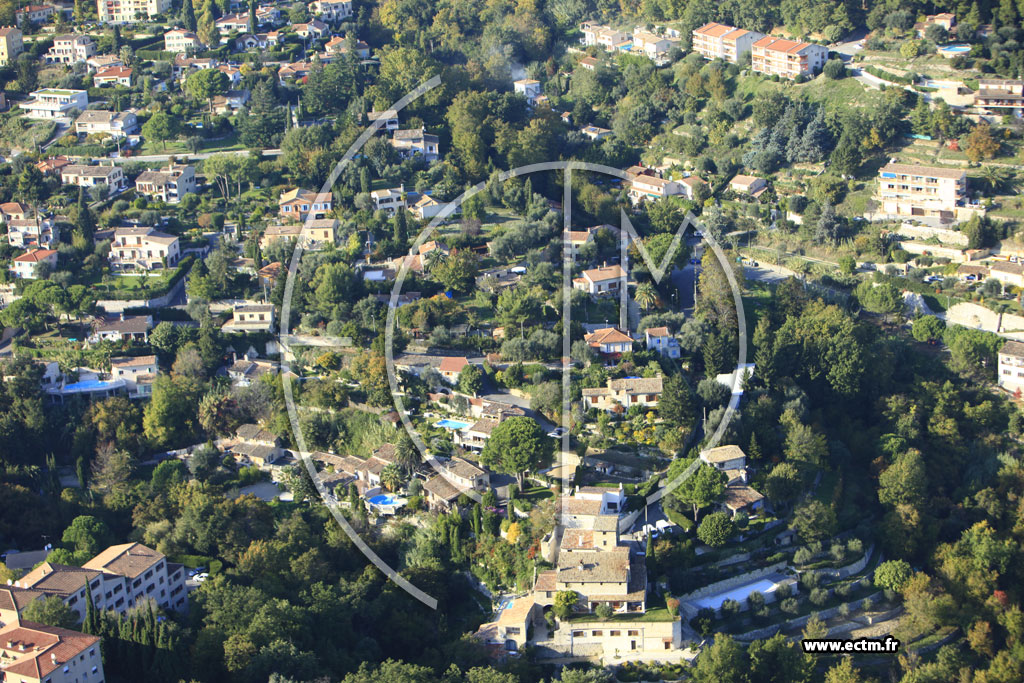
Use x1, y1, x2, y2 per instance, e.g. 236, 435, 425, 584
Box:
780, 597, 799, 614
747, 591, 766, 610
691, 608, 716, 636
666, 597, 680, 617
838, 603, 850, 618
720, 599, 742, 617
800, 571, 821, 589
809, 588, 829, 606
830, 543, 846, 563
793, 547, 813, 565
595, 603, 614, 620
775, 583, 793, 600
823, 59, 846, 79
862, 597, 874, 612
835, 583, 852, 598
847, 538, 863, 555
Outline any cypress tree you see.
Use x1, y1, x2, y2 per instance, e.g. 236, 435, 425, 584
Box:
182, 0, 197, 31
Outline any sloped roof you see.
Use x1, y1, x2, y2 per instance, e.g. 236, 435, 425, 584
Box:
82, 542, 162, 579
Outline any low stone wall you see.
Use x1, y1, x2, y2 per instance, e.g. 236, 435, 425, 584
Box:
896, 223, 969, 246
898, 240, 967, 262
732, 591, 885, 642
97, 277, 185, 313
810, 545, 875, 580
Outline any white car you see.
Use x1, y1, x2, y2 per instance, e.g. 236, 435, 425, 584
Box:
547, 427, 568, 438
194, 573, 209, 583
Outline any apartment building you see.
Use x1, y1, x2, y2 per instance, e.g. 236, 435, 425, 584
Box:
19, 88, 88, 119
97, 0, 172, 24
0, 26, 23, 66
134, 163, 196, 203
45, 34, 96, 64
164, 28, 203, 52
278, 188, 333, 221
109, 355, 158, 398
311, 0, 352, 22
691, 22, 763, 63
998, 340, 1024, 394
974, 79, 1024, 117
751, 36, 829, 79
108, 226, 180, 270
60, 164, 125, 193
0, 618, 105, 683
75, 108, 138, 137
582, 375, 663, 412
876, 162, 967, 219
13, 543, 186, 620
83, 543, 187, 612
631, 30, 677, 61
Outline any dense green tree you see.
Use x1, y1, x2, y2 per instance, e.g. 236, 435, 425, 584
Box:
479, 417, 553, 487
697, 511, 734, 547
670, 462, 726, 522
21, 596, 78, 629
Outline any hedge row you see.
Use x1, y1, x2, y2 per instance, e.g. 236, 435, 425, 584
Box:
863, 65, 915, 85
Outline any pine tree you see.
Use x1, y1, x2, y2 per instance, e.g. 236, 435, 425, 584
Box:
181, 0, 197, 31
392, 209, 407, 242
748, 432, 762, 461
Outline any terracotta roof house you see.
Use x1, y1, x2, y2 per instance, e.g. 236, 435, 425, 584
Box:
573, 264, 626, 296
0, 619, 104, 683
584, 327, 634, 356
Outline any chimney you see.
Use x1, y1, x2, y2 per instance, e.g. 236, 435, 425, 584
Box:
51, 653, 57, 662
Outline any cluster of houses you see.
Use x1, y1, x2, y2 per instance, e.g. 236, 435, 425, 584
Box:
579, 22, 681, 64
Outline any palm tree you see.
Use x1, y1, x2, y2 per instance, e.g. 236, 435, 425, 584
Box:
380, 464, 403, 492
634, 281, 657, 311
979, 166, 1017, 195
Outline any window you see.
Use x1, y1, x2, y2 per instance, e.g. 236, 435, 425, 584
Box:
572, 631, 584, 638
628, 630, 639, 636
610, 630, 620, 636
592, 630, 602, 636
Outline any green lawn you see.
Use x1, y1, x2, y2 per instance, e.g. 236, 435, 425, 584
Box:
137, 130, 244, 156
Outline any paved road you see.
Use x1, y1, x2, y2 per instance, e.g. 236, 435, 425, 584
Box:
833, 28, 868, 59
107, 148, 282, 164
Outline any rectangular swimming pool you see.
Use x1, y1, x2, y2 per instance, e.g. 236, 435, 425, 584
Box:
435, 419, 471, 430
688, 578, 784, 611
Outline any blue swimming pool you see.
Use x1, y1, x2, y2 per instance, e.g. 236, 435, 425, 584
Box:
939, 45, 970, 57
368, 494, 401, 506
435, 419, 471, 430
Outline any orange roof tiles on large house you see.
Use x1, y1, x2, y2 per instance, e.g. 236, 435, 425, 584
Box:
692, 22, 765, 63
0, 620, 102, 682
750, 35, 829, 79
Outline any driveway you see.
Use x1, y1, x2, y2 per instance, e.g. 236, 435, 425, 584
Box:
833, 29, 868, 59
